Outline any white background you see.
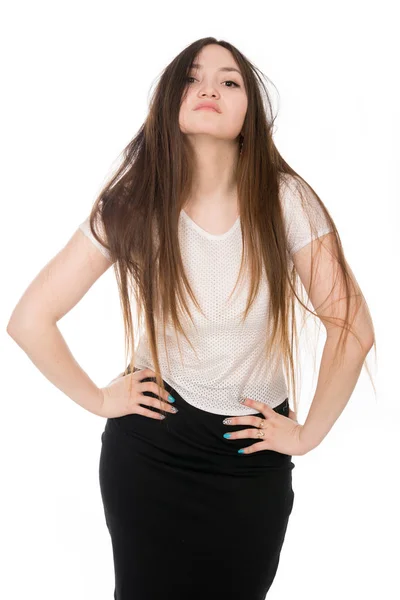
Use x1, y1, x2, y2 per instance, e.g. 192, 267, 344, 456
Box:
2, 1, 399, 598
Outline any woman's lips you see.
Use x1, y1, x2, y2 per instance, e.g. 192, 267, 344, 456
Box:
195, 107, 218, 112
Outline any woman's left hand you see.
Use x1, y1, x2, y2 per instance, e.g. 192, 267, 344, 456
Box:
223, 397, 307, 456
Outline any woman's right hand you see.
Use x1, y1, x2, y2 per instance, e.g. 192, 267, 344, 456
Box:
99, 368, 178, 419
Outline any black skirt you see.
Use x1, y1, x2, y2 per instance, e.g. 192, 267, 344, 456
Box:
99, 372, 295, 600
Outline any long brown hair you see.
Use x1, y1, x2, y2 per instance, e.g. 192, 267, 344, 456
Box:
86, 36, 376, 417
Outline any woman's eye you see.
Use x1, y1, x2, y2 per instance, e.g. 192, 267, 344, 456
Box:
185, 76, 239, 88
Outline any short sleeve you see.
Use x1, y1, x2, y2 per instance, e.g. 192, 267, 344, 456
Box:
279, 174, 333, 256
79, 214, 113, 262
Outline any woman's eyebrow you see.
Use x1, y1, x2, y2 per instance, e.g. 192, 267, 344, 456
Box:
189, 62, 243, 77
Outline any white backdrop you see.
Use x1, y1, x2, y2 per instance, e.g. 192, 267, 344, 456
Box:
2, 1, 398, 598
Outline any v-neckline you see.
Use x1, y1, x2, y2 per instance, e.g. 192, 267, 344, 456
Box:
180, 209, 241, 240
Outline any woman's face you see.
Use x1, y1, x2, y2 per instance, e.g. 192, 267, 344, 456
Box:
179, 44, 248, 146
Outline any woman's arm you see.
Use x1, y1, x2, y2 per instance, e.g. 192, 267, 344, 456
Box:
300, 331, 372, 452
6, 227, 114, 417
292, 233, 375, 452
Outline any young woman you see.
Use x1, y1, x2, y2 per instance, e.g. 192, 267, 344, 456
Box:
7, 37, 376, 599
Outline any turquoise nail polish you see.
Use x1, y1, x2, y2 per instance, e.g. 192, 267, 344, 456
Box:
223, 433, 231, 439
168, 395, 176, 403
238, 449, 245, 454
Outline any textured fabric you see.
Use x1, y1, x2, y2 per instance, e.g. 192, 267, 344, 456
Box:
78, 211, 111, 260
79, 174, 333, 416
99, 372, 295, 600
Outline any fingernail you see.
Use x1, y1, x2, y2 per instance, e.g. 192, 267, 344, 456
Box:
223, 433, 232, 438
238, 449, 245, 454
170, 406, 178, 413
168, 395, 176, 403
223, 418, 232, 424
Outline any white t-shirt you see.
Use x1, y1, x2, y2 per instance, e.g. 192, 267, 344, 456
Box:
79, 174, 333, 415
